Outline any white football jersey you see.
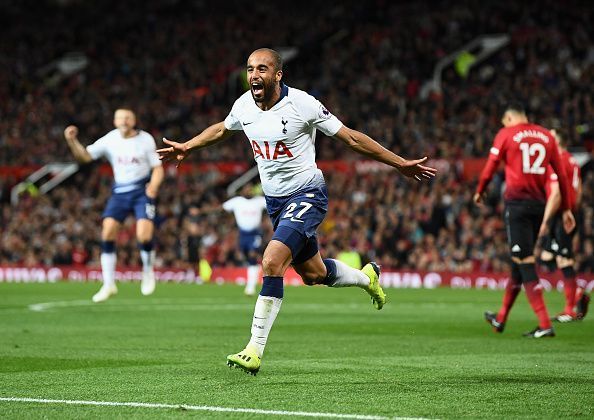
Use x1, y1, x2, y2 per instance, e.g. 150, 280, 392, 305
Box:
87, 129, 161, 193
224, 85, 343, 197
223, 195, 267, 231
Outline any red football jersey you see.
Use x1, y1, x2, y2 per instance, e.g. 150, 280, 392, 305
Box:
476, 123, 571, 209
545, 150, 581, 210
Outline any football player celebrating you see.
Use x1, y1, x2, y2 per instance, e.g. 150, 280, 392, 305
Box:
64, 109, 164, 302
158, 48, 436, 374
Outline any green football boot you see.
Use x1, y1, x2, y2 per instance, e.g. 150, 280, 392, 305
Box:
362, 262, 386, 310
226, 345, 261, 376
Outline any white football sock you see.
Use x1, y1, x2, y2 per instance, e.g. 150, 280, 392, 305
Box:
245, 265, 260, 294
327, 259, 370, 287
140, 249, 155, 273
100, 252, 117, 288
247, 295, 282, 358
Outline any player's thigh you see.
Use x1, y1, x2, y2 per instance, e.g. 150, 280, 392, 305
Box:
102, 194, 132, 225
136, 219, 154, 242
261, 240, 293, 276
505, 201, 543, 259
101, 217, 121, 241
293, 252, 327, 285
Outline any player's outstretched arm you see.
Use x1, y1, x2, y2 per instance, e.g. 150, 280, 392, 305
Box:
63, 125, 93, 163
157, 121, 232, 167
332, 126, 436, 181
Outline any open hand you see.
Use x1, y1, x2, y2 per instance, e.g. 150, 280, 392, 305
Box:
157, 138, 189, 167
398, 157, 437, 181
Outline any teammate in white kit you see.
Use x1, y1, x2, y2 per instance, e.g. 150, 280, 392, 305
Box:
64, 109, 164, 302
158, 49, 436, 374
223, 184, 267, 296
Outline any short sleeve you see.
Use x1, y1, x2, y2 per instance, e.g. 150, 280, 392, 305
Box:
224, 98, 244, 131
299, 93, 343, 136
489, 129, 507, 161
86, 135, 108, 160
223, 197, 240, 212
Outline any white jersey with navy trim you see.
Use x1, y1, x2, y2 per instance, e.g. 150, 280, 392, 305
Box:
223, 195, 267, 231
86, 129, 161, 193
224, 85, 343, 197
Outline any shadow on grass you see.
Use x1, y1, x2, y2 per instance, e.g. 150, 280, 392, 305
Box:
446, 374, 594, 386
0, 356, 165, 373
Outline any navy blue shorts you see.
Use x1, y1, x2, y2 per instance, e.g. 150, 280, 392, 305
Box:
239, 228, 263, 264
266, 185, 328, 264
103, 189, 156, 223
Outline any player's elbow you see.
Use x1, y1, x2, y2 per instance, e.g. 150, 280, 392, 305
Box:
342, 128, 362, 149
76, 154, 93, 164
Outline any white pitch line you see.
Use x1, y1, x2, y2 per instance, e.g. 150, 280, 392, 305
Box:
28, 300, 92, 312
26, 300, 363, 313
0, 397, 434, 420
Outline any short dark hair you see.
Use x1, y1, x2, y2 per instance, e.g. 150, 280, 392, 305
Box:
504, 101, 526, 115
251, 48, 283, 72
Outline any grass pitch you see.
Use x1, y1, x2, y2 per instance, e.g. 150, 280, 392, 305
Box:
0, 282, 593, 419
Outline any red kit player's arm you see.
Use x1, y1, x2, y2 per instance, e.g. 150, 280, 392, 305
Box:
476, 130, 506, 195
549, 145, 571, 210
476, 156, 499, 195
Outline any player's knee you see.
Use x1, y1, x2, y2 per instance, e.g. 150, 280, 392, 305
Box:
300, 272, 325, 286
261, 256, 284, 276
293, 264, 326, 286
101, 218, 120, 240
136, 231, 153, 243
518, 263, 538, 284
510, 262, 522, 283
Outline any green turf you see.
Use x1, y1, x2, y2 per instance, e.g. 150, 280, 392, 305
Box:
0, 282, 592, 419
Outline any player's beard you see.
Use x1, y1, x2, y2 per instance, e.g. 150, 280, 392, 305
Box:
251, 78, 275, 104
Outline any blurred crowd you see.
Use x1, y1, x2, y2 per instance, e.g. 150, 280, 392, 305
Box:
2, 160, 593, 274
1, 0, 593, 273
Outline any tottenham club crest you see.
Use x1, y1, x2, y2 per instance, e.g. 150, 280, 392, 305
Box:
281, 117, 288, 134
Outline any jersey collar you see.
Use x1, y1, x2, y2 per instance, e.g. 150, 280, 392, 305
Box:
269, 82, 289, 109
